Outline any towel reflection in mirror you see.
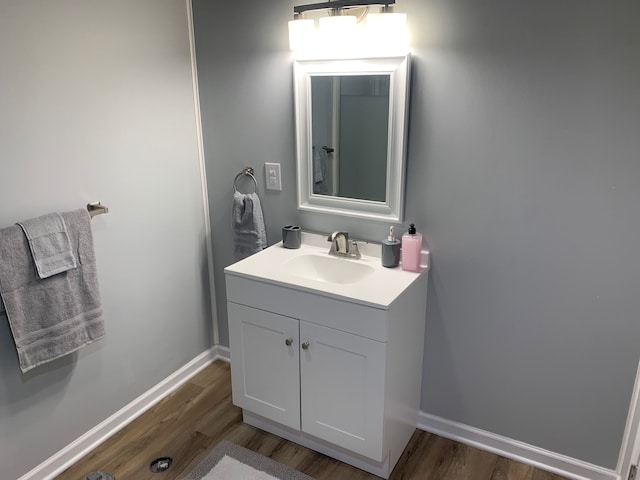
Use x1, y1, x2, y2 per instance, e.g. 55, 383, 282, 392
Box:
312, 146, 329, 195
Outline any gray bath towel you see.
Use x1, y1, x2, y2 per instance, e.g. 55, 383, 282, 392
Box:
17, 212, 77, 278
232, 191, 267, 261
0, 208, 105, 373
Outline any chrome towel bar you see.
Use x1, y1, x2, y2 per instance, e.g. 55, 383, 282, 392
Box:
87, 201, 109, 218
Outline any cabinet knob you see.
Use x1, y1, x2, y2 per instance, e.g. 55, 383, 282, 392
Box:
301, 341, 310, 350
285, 338, 294, 347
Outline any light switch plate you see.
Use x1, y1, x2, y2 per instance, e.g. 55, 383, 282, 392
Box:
265, 162, 282, 191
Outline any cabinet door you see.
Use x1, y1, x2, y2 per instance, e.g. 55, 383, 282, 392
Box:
300, 321, 386, 461
228, 302, 300, 430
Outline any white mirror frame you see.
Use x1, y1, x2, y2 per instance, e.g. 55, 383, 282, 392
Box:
293, 53, 411, 223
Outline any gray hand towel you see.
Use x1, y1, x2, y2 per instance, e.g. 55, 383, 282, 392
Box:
232, 191, 267, 261
17, 212, 77, 278
0, 208, 105, 373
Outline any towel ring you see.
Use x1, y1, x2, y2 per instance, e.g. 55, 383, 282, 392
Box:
233, 167, 257, 194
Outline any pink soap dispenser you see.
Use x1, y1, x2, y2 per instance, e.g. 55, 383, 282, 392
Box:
401, 223, 423, 272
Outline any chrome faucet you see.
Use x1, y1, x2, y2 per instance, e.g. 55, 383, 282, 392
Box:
327, 231, 361, 259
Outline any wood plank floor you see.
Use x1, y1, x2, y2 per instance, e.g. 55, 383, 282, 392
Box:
55, 361, 568, 480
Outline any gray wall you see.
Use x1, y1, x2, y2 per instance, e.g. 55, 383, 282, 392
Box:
194, 0, 640, 470
0, 1, 212, 479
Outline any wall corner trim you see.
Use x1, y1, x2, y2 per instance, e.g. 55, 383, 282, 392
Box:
616, 358, 640, 480
18, 347, 228, 480
417, 412, 619, 480
185, 0, 219, 346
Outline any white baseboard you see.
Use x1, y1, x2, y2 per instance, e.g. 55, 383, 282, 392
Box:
18, 346, 229, 480
418, 411, 619, 480
215, 344, 230, 361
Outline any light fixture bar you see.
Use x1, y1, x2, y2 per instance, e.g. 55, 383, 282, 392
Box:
293, 0, 395, 15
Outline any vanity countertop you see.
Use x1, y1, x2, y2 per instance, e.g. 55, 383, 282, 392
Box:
224, 232, 429, 310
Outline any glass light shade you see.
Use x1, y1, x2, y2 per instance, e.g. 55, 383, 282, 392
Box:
365, 13, 409, 51
288, 18, 315, 51
318, 14, 358, 32
318, 15, 358, 49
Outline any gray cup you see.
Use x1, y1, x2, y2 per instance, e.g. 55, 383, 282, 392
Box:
282, 225, 302, 249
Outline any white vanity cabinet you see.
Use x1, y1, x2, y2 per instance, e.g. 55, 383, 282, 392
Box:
228, 301, 386, 461
225, 253, 429, 479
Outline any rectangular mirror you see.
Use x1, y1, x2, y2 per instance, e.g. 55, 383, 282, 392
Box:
293, 54, 411, 223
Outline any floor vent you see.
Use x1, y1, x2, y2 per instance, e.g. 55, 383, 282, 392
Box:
150, 457, 173, 473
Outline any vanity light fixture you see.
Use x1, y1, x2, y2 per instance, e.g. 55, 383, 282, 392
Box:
288, 0, 409, 57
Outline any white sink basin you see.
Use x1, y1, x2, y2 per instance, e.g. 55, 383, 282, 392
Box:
285, 254, 375, 284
